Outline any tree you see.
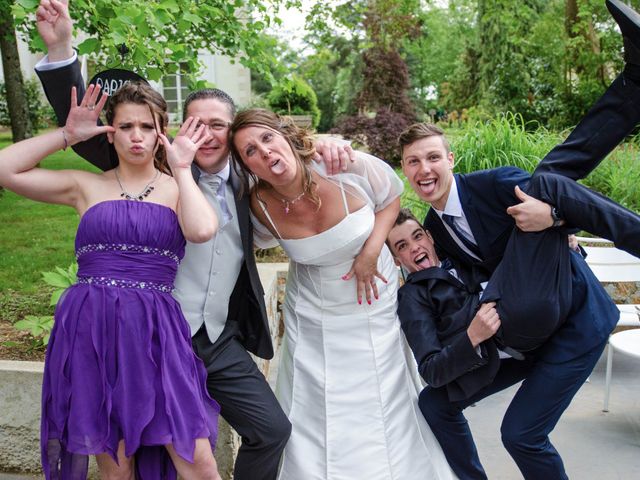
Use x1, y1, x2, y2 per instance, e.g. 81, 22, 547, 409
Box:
402, 1, 475, 115
267, 75, 321, 128
12, 0, 297, 85
0, 0, 32, 141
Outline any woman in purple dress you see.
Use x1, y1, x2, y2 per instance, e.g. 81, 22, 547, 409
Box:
0, 83, 222, 479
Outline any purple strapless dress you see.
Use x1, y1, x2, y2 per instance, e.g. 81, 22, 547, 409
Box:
41, 200, 220, 479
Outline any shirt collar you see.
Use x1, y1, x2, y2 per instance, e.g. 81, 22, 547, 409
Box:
198, 160, 231, 183
433, 177, 463, 218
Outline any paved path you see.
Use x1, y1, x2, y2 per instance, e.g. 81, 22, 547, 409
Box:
467, 345, 640, 479
2, 344, 638, 479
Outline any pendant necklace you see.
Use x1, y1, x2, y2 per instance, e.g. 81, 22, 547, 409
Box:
115, 168, 161, 201
278, 190, 306, 214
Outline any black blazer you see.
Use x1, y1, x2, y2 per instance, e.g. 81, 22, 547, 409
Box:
36, 60, 274, 359
398, 266, 500, 402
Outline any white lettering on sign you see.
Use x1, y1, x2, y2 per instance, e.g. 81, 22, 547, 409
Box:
94, 78, 131, 95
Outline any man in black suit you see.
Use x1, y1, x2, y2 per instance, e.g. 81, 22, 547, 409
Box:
33, 2, 352, 478
393, 2, 640, 477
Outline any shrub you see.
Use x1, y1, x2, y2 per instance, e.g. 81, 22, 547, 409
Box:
332, 109, 413, 166
13, 263, 77, 346
267, 76, 321, 129
0, 78, 56, 132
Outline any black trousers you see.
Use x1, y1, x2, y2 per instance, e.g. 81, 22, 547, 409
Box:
192, 323, 291, 480
482, 71, 640, 351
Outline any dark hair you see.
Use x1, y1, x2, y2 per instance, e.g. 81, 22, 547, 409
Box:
398, 122, 451, 157
183, 88, 236, 120
394, 207, 421, 228
386, 207, 425, 252
105, 82, 169, 174
228, 108, 320, 209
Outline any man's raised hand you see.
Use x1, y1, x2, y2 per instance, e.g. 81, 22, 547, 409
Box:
36, 0, 73, 61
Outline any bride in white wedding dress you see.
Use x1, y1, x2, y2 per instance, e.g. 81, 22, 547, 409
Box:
230, 109, 454, 480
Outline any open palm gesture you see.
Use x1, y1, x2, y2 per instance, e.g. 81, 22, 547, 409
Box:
65, 84, 114, 146
160, 117, 211, 171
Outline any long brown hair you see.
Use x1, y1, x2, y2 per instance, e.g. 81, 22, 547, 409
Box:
229, 109, 320, 209
105, 82, 170, 174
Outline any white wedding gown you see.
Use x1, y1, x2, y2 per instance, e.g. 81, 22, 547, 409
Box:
253, 156, 454, 480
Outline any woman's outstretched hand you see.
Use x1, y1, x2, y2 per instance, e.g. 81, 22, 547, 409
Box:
343, 249, 388, 305
65, 85, 114, 145
160, 116, 211, 171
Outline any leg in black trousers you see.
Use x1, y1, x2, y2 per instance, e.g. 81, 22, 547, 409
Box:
192, 326, 291, 480
419, 358, 534, 480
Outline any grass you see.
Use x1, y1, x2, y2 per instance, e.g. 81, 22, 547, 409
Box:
0, 131, 99, 358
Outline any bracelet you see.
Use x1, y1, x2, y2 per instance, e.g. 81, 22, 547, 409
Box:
61, 128, 68, 151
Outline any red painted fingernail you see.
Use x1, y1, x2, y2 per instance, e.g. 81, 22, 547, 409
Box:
375, 295, 379, 300
367, 300, 371, 305
358, 299, 362, 305
341, 275, 348, 280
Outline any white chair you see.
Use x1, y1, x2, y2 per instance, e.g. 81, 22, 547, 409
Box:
581, 243, 640, 411
603, 328, 640, 412
582, 245, 640, 327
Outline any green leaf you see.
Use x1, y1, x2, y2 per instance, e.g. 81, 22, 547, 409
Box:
160, 0, 180, 13
15, 316, 49, 336
50, 289, 64, 306
16, 0, 39, 9
42, 271, 73, 289
182, 12, 202, 26
154, 9, 174, 25
146, 68, 164, 81
132, 48, 149, 67
111, 29, 128, 46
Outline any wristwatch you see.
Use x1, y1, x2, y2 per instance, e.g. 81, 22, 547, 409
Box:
550, 207, 563, 227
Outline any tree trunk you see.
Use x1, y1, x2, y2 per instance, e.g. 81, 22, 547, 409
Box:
565, 0, 605, 83
0, 2, 33, 142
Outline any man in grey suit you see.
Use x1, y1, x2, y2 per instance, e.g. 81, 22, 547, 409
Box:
34, 2, 352, 477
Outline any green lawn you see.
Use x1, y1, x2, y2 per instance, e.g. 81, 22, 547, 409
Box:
0, 132, 99, 326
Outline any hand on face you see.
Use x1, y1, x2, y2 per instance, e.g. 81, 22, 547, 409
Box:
160, 116, 212, 171
65, 85, 114, 146
186, 98, 233, 174
36, 0, 72, 53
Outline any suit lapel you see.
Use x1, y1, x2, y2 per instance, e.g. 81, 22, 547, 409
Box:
425, 208, 477, 265
229, 167, 251, 252
190, 163, 201, 183
456, 175, 490, 259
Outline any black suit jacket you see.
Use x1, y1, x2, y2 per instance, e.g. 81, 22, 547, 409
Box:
36, 60, 273, 359
398, 266, 500, 402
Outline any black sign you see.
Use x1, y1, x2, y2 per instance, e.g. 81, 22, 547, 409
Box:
89, 69, 148, 96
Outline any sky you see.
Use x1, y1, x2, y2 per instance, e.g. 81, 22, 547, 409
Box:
269, 0, 449, 52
